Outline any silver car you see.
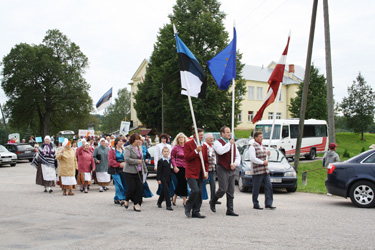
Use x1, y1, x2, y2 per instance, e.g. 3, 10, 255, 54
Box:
0, 145, 18, 167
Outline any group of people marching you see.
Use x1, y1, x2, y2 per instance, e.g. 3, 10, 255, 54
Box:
33, 126, 276, 217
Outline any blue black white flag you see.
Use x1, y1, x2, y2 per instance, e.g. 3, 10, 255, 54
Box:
96, 87, 112, 111
175, 33, 207, 98
207, 27, 237, 90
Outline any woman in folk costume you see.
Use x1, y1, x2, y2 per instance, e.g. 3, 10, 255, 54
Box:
138, 136, 153, 198
35, 136, 56, 193
76, 142, 95, 193
56, 139, 78, 196
93, 138, 111, 192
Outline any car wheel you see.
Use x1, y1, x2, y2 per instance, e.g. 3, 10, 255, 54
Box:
349, 181, 375, 208
305, 149, 316, 160
286, 186, 297, 192
238, 176, 249, 192
10, 163, 16, 167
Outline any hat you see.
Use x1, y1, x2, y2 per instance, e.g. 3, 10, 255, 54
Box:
99, 138, 106, 143
44, 136, 51, 141
369, 144, 375, 149
62, 138, 69, 147
329, 143, 338, 150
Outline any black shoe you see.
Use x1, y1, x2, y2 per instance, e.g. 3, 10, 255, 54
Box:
209, 200, 216, 213
166, 207, 173, 211
192, 213, 206, 219
157, 203, 162, 208
114, 200, 120, 205
103, 187, 108, 191
265, 206, 276, 210
172, 202, 176, 206
253, 206, 263, 210
44, 189, 47, 193
216, 201, 221, 205
226, 210, 239, 216
184, 208, 191, 218
49, 189, 53, 193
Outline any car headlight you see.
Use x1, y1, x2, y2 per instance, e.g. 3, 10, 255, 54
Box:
284, 171, 296, 177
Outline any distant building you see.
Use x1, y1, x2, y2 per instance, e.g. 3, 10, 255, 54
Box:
129, 59, 304, 130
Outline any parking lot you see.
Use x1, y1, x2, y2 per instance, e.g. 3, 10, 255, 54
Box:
1, 161, 374, 250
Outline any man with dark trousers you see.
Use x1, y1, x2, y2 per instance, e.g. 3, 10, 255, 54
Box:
184, 128, 209, 218
249, 131, 276, 210
210, 126, 240, 216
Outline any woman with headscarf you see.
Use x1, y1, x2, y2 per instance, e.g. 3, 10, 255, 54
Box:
171, 132, 188, 206
124, 133, 148, 212
56, 139, 78, 196
93, 138, 111, 192
35, 136, 56, 193
108, 137, 126, 205
76, 142, 95, 193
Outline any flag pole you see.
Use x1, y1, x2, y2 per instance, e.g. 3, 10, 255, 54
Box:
174, 25, 207, 178
231, 78, 235, 164
267, 81, 282, 160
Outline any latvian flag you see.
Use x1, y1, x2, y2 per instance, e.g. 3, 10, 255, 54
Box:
175, 32, 207, 98
96, 87, 112, 111
252, 33, 291, 124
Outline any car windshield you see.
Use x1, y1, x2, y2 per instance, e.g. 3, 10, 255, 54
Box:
0, 145, 10, 152
243, 148, 285, 163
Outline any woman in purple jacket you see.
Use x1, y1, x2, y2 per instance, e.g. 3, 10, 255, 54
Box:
171, 132, 188, 206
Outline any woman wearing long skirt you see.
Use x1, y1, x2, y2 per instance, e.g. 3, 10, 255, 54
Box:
108, 137, 126, 205
35, 136, 56, 193
171, 133, 188, 206
93, 138, 111, 192
56, 139, 78, 196
76, 142, 95, 193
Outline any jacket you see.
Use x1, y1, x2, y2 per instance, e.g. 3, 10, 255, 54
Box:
76, 148, 95, 172
56, 147, 78, 177
93, 146, 109, 172
323, 150, 340, 167
124, 145, 147, 175
184, 139, 209, 179
157, 158, 172, 182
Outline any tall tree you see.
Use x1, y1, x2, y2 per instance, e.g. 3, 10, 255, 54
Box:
134, 0, 246, 136
1, 29, 92, 137
101, 88, 131, 133
289, 65, 328, 120
340, 73, 375, 140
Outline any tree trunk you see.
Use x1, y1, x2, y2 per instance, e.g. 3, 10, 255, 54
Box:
37, 106, 44, 137
44, 111, 50, 136
361, 131, 364, 141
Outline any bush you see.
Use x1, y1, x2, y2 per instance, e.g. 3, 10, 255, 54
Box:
361, 147, 366, 152
343, 149, 350, 158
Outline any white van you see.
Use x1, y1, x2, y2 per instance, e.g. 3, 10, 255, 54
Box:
254, 119, 328, 160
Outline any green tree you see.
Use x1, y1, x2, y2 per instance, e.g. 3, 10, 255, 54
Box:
134, 0, 246, 136
289, 65, 328, 120
1, 29, 93, 137
101, 88, 131, 133
340, 73, 375, 140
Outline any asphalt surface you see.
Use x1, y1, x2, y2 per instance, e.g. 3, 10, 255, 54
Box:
0, 161, 374, 250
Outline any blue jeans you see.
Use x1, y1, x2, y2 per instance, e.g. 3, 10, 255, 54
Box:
112, 172, 126, 201
252, 174, 273, 207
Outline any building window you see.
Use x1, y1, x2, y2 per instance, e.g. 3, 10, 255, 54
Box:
248, 111, 254, 122
257, 87, 263, 100
237, 112, 242, 122
268, 112, 274, 120
248, 86, 254, 100
276, 112, 282, 119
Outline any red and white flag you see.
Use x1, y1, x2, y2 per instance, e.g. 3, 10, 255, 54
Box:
252, 33, 291, 124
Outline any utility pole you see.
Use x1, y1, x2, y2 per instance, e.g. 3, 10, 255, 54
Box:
0, 103, 7, 132
323, 0, 336, 144
294, 0, 318, 172
161, 82, 164, 133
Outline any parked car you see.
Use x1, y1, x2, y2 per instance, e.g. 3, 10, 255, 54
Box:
146, 146, 157, 174
4, 143, 35, 162
235, 138, 251, 155
325, 149, 375, 208
235, 147, 297, 192
0, 145, 18, 167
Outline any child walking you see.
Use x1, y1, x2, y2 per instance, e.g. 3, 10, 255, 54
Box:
157, 147, 173, 211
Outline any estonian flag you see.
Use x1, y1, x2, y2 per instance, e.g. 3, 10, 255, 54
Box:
175, 33, 207, 98
96, 87, 112, 111
207, 27, 237, 90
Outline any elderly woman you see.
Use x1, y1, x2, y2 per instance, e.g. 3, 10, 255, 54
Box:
35, 136, 56, 193
124, 133, 148, 212
171, 132, 188, 206
76, 142, 95, 193
56, 139, 78, 195
93, 138, 111, 192
108, 137, 126, 205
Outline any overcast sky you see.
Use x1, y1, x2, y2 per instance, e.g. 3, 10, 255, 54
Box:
1, 0, 374, 115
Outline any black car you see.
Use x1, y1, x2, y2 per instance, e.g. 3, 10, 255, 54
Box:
325, 149, 375, 208
4, 143, 35, 162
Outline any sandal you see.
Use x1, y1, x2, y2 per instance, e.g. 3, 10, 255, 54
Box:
114, 200, 121, 205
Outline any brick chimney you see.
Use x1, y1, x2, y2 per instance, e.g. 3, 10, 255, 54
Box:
289, 64, 295, 73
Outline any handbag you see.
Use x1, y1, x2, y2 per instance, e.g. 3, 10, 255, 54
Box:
108, 166, 116, 175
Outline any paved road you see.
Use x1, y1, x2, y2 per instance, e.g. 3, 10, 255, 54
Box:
0, 161, 374, 250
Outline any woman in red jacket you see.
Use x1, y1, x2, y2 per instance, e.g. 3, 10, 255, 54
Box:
76, 143, 95, 193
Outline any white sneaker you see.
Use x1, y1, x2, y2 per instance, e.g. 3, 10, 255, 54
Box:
99, 187, 103, 192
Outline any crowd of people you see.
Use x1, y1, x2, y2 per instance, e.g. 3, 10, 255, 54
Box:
32, 127, 276, 218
